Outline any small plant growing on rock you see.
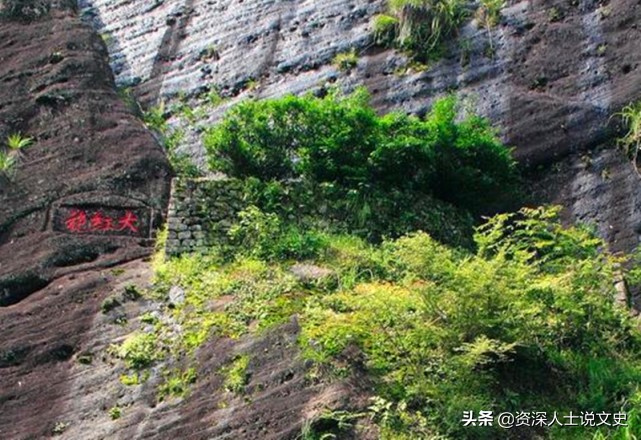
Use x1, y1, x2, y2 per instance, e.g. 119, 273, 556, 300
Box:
6, 133, 33, 151
205, 88, 224, 107
477, 0, 504, 28
158, 367, 197, 399
388, 0, 468, 60
199, 44, 220, 61
117, 87, 143, 117
120, 370, 150, 386
0, 150, 16, 180
123, 284, 142, 301
0, 132, 32, 182
333, 49, 359, 72
52, 421, 69, 436
76, 352, 93, 365
548, 6, 563, 22
49, 51, 64, 64
117, 332, 158, 369
223, 355, 250, 395
372, 14, 399, 45
101, 295, 121, 314
109, 406, 122, 420
245, 78, 260, 92
476, 0, 505, 56
143, 101, 168, 133
615, 101, 641, 176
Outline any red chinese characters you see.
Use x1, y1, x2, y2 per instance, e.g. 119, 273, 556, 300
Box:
65, 209, 88, 233
63, 209, 139, 234
117, 210, 139, 233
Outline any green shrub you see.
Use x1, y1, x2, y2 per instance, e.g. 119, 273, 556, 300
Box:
300, 206, 641, 438
333, 49, 359, 71
205, 89, 518, 220
615, 101, 641, 174
204, 89, 381, 183
142, 206, 641, 437
143, 103, 201, 177
158, 368, 197, 399
117, 333, 158, 369
427, 96, 518, 212
120, 373, 139, 386
101, 295, 121, 313
228, 205, 329, 260
143, 102, 169, 133
123, 284, 142, 301
223, 355, 250, 394
372, 14, 399, 45
387, 0, 469, 60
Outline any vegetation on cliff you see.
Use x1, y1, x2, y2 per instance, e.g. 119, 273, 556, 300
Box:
615, 101, 641, 176
371, 0, 505, 61
129, 206, 641, 439
0, 133, 32, 182
114, 91, 641, 439
204, 89, 519, 245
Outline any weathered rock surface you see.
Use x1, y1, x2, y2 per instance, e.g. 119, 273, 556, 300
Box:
0, 0, 172, 304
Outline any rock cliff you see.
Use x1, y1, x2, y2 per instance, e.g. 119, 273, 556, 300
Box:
2, 0, 641, 439
80, 0, 641, 252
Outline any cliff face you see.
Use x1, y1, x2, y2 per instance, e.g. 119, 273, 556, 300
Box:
0, 0, 171, 301
79, 0, 641, 252
2, 0, 641, 439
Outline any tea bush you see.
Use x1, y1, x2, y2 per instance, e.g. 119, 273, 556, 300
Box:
205, 89, 519, 243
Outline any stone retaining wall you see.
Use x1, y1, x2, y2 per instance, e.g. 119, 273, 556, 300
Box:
165, 177, 246, 256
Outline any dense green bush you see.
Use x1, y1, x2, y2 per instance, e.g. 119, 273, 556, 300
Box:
205, 89, 519, 223
227, 205, 330, 261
